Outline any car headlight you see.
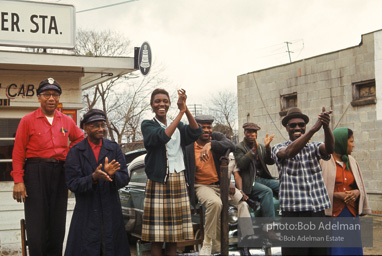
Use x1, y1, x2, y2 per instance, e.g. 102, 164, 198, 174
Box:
228, 205, 238, 226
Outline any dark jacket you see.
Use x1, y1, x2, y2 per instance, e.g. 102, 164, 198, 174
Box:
185, 132, 235, 207
141, 118, 202, 184
234, 140, 275, 195
65, 138, 130, 256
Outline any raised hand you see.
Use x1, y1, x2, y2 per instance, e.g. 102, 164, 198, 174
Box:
177, 88, 187, 112
264, 133, 275, 148
318, 106, 333, 129
104, 157, 120, 176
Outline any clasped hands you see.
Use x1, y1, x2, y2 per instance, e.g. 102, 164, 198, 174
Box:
334, 189, 360, 204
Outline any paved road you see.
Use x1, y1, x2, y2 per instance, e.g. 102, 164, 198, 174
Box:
129, 215, 382, 256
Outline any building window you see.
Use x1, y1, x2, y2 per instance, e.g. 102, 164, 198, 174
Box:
351, 79, 376, 107
0, 119, 20, 181
279, 93, 297, 116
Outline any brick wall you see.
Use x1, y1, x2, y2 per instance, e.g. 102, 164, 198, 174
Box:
237, 30, 382, 211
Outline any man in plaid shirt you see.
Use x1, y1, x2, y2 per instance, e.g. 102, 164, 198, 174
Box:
271, 107, 334, 256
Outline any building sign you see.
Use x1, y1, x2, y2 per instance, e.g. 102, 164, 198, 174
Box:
4, 82, 35, 99
138, 42, 152, 76
0, 0, 75, 49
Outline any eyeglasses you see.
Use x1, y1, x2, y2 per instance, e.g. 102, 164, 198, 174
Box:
40, 93, 60, 100
287, 122, 306, 128
88, 123, 107, 129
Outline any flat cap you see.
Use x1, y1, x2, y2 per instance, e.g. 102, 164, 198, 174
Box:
195, 115, 214, 124
243, 122, 261, 131
281, 107, 309, 127
37, 78, 62, 95
80, 109, 106, 129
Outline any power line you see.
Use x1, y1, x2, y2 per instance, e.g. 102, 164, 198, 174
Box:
76, 0, 138, 14
250, 72, 287, 141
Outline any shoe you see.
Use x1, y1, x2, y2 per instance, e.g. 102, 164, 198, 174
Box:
239, 247, 251, 256
245, 198, 260, 211
266, 230, 281, 242
199, 243, 212, 255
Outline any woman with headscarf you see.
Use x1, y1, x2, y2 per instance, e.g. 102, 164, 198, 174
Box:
321, 127, 371, 255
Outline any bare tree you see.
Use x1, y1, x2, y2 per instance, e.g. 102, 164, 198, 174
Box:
74, 29, 130, 56
75, 28, 167, 143
106, 67, 167, 143
209, 91, 238, 138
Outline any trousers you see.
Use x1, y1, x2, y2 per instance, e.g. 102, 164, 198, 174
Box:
24, 161, 68, 256
248, 177, 279, 217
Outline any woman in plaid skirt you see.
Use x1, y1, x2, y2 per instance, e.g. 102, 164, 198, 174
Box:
141, 88, 202, 255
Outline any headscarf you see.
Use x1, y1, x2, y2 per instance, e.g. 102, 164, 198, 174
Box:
333, 127, 350, 170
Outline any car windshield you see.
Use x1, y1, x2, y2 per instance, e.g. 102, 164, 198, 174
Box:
130, 167, 147, 183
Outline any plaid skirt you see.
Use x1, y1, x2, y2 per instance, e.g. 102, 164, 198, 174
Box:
141, 171, 194, 242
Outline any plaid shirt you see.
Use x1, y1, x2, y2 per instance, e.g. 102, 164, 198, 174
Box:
271, 140, 331, 212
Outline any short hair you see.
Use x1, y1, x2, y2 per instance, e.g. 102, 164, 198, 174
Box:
150, 88, 170, 106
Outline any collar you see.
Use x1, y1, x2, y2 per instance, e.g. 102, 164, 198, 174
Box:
87, 137, 103, 149
154, 117, 171, 128
77, 138, 113, 151
35, 107, 61, 119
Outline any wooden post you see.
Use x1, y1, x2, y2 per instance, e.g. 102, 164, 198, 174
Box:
20, 219, 27, 256
219, 149, 230, 255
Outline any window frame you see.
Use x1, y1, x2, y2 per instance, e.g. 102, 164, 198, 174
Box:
279, 92, 297, 116
351, 79, 376, 107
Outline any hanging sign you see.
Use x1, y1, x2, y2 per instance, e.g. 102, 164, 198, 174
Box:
138, 42, 152, 76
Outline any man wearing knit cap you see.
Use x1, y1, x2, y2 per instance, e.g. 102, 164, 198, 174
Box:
271, 107, 334, 256
11, 78, 84, 256
64, 109, 130, 256
234, 122, 278, 225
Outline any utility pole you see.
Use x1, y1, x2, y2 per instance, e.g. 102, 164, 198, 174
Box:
285, 41, 293, 63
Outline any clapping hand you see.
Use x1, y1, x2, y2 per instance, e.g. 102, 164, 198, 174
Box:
177, 88, 187, 112
104, 157, 120, 177
264, 133, 275, 148
92, 157, 120, 183
318, 107, 333, 129
92, 164, 113, 182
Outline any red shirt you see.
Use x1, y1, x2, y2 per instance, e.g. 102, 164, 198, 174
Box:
332, 160, 357, 217
88, 138, 102, 163
11, 108, 84, 183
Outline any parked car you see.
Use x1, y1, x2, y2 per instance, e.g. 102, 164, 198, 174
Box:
119, 151, 280, 253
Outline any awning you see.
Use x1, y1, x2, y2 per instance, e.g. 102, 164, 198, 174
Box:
0, 50, 137, 90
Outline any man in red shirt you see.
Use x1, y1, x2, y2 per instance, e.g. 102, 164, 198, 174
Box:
11, 78, 84, 256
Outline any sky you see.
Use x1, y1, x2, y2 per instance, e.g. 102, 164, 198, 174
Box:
50, 0, 382, 105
